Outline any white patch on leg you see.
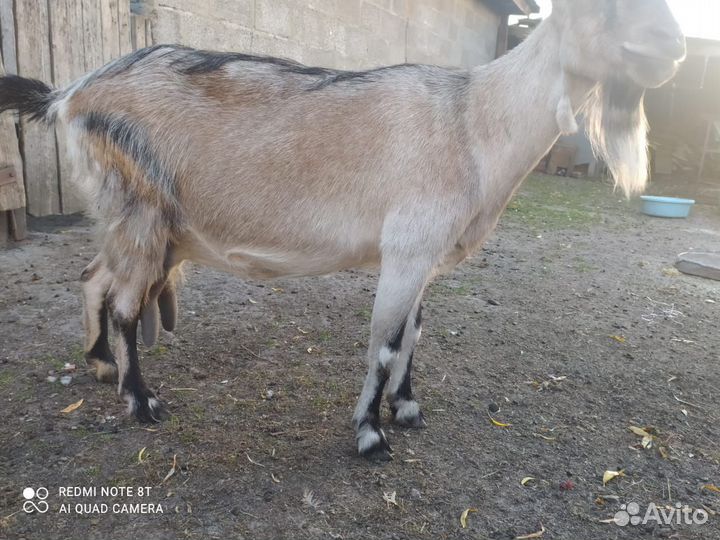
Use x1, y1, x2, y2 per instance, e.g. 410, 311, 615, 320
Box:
393, 399, 421, 424
123, 393, 138, 415
148, 397, 161, 412
379, 346, 397, 369
356, 422, 383, 454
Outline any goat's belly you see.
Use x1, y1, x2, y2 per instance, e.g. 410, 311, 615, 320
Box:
177, 232, 380, 279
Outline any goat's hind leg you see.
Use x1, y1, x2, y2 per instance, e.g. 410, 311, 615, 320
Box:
81, 256, 117, 383
108, 273, 168, 423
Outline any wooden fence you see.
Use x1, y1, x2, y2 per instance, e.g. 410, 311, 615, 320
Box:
0, 0, 152, 218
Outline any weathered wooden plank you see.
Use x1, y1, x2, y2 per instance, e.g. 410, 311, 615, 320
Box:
10, 207, 27, 240
14, 0, 58, 216
0, 0, 18, 75
0, 57, 26, 214
100, 0, 120, 63
131, 14, 147, 50
145, 18, 153, 46
50, 0, 87, 214
82, 0, 105, 71
118, 0, 133, 55
0, 210, 9, 246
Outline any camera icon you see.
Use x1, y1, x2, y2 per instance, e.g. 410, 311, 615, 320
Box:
22, 487, 49, 514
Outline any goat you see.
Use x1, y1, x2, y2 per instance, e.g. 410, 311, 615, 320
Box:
0, 0, 684, 460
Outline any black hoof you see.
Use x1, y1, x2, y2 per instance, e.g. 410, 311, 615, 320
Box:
362, 444, 394, 462
357, 421, 393, 461
394, 410, 427, 429
391, 401, 426, 429
125, 389, 168, 423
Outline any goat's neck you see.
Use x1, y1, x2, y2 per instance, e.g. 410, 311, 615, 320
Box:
465, 18, 597, 212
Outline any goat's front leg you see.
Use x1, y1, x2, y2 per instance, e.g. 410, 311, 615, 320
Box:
353, 257, 430, 460
385, 301, 426, 428
108, 278, 167, 423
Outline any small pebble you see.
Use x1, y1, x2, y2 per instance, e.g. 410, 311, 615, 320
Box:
60, 375, 72, 386
46, 375, 58, 383
488, 299, 500, 306
488, 402, 500, 413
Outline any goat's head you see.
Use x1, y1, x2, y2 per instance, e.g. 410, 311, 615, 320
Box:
552, 0, 686, 196
553, 0, 685, 88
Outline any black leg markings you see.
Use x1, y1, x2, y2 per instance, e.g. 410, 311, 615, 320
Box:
387, 316, 407, 352
87, 299, 114, 362
357, 368, 392, 461
395, 353, 414, 406
86, 299, 118, 384
115, 316, 166, 423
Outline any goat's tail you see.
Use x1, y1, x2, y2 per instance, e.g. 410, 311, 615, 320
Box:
0, 75, 59, 123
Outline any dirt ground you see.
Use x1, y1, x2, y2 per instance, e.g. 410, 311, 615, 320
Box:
1, 174, 718, 540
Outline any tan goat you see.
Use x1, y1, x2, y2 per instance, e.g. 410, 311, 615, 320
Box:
0, 0, 685, 459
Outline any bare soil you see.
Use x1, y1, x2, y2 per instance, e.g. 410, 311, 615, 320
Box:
1, 174, 719, 540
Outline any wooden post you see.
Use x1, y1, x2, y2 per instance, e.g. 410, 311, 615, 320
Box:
0, 0, 18, 74
49, 0, 87, 214
0, 54, 28, 242
15, 0, 60, 216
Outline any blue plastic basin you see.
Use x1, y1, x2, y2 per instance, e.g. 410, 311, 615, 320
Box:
640, 195, 695, 218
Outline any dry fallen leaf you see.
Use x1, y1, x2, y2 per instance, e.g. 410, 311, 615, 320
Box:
602, 470, 625, 486
161, 454, 177, 484
628, 426, 652, 438
521, 477, 536, 486
488, 412, 512, 427
516, 523, 545, 539
460, 508, 477, 528
60, 398, 84, 414
702, 484, 720, 494
628, 426, 655, 449
138, 447, 147, 464
609, 335, 626, 343
382, 491, 398, 508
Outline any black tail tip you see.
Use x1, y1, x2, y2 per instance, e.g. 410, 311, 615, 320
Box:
0, 75, 55, 122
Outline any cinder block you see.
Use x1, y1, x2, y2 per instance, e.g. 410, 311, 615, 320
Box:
342, 25, 369, 61
154, 6, 252, 51
302, 47, 336, 67
391, 0, 407, 16
251, 31, 303, 62
360, 2, 383, 29
157, 0, 254, 28
307, 0, 337, 16
336, 0, 361, 23
303, 8, 336, 51
381, 12, 406, 45
256, 0, 299, 39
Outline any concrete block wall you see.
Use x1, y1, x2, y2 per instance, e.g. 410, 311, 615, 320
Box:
151, 0, 501, 70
